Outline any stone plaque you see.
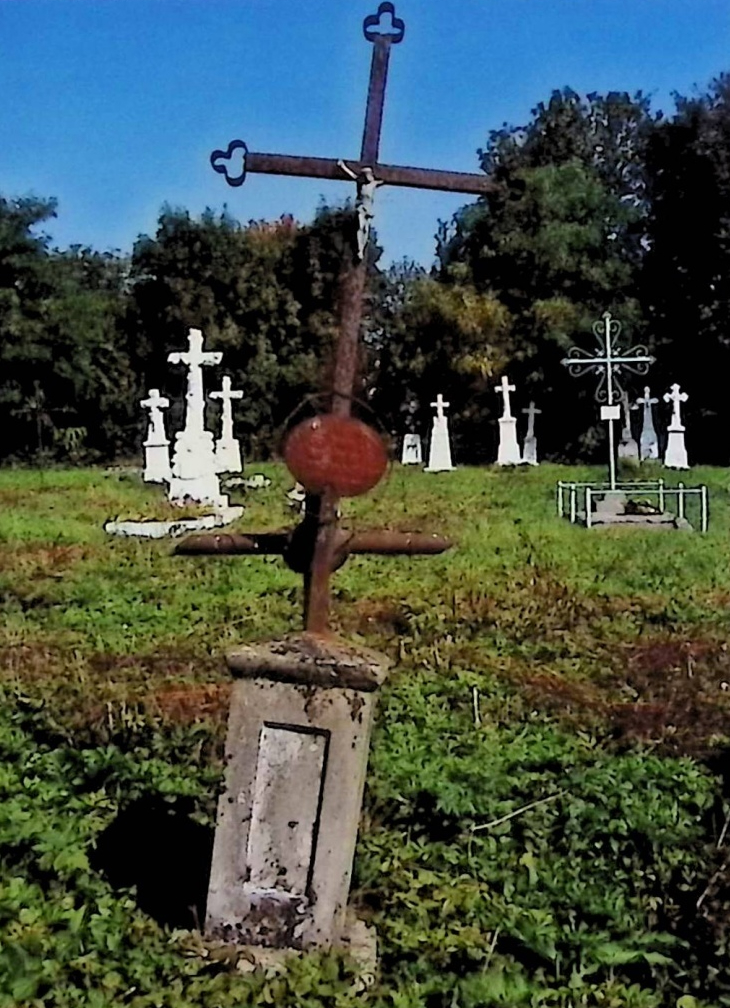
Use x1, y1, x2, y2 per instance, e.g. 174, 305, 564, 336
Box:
247, 724, 328, 894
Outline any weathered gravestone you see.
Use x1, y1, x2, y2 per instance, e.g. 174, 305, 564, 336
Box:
168, 328, 227, 506
495, 376, 521, 465
175, 2, 501, 954
636, 386, 660, 462
521, 401, 541, 466
663, 383, 689, 470
424, 395, 454, 472
140, 388, 171, 484
617, 390, 639, 461
211, 375, 244, 474
401, 433, 423, 465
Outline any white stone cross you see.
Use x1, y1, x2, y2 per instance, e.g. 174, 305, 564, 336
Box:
521, 401, 541, 439
140, 388, 170, 444
210, 375, 243, 442
168, 328, 223, 436
495, 376, 516, 419
561, 311, 654, 488
637, 386, 659, 409
430, 394, 449, 419
663, 383, 688, 429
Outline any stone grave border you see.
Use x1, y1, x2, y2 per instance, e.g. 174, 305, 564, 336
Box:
556, 478, 709, 531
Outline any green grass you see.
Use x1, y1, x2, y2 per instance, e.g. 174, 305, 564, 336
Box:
2, 463, 730, 1006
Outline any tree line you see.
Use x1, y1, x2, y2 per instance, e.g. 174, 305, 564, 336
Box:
2, 75, 730, 465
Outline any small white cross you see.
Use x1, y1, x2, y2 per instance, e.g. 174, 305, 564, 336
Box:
495, 375, 516, 418
430, 394, 449, 419
521, 401, 541, 437
140, 388, 169, 412
637, 386, 658, 408
210, 375, 244, 442
663, 383, 688, 428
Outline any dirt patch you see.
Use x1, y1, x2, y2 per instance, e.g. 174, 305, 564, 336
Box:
146, 683, 231, 723
517, 636, 730, 757
344, 599, 411, 637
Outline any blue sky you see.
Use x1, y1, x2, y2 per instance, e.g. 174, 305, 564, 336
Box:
3, 0, 729, 267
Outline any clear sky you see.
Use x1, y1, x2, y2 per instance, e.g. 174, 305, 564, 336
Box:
3, 0, 729, 268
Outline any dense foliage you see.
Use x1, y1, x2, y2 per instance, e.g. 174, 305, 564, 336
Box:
3, 76, 730, 465
3, 464, 730, 1005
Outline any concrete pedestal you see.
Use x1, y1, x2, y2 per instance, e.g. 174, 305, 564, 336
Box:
206, 634, 389, 950
169, 430, 228, 506
664, 427, 689, 470
401, 433, 423, 465
521, 435, 538, 466
143, 441, 171, 483
215, 438, 243, 474
425, 419, 454, 472
618, 435, 639, 461
497, 416, 521, 466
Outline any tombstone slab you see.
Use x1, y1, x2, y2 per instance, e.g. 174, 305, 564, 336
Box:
211, 375, 244, 473
206, 634, 389, 950
520, 401, 541, 466
636, 386, 659, 461
168, 328, 227, 506
424, 395, 454, 472
140, 389, 171, 483
401, 433, 422, 465
494, 376, 521, 465
663, 383, 689, 469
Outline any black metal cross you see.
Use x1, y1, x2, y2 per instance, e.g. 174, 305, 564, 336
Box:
180, 3, 496, 634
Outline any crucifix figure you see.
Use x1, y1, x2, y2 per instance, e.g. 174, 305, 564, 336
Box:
196, 1, 495, 632
424, 394, 454, 472
561, 312, 654, 488
495, 376, 521, 466
168, 328, 226, 505
140, 388, 171, 484
210, 375, 244, 473
521, 401, 541, 466
663, 383, 689, 469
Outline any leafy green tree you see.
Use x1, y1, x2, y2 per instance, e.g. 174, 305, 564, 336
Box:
0, 197, 133, 461
643, 75, 730, 462
437, 90, 658, 460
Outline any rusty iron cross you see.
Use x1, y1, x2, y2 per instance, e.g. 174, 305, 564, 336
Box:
178, 3, 497, 634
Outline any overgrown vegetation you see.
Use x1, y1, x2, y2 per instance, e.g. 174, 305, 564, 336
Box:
3, 464, 730, 1005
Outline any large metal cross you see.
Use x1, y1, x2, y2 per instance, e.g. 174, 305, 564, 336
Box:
179, 3, 496, 634
561, 311, 654, 489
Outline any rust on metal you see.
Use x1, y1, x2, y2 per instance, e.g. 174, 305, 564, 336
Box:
202, 3, 489, 634
243, 153, 497, 195
176, 529, 451, 559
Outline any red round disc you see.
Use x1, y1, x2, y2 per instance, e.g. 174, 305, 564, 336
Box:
283, 415, 388, 497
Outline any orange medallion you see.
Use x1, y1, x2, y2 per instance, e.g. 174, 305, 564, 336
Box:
283, 414, 388, 497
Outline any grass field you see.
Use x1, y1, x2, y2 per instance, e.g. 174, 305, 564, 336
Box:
2, 463, 730, 1007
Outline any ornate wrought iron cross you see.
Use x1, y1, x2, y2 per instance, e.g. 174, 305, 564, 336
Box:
561, 311, 654, 489
179, 3, 497, 634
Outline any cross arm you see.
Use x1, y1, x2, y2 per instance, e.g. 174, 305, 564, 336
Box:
211, 144, 498, 196
175, 528, 451, 557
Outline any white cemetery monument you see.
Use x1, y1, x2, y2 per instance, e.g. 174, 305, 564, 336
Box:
617, 390, 639, 460
521, 401, 541, 466
140, 388, 171, 483
636, 386, 660, 461
401, 433, 423, 465
495, 376, 522, 465
168, 327, 226, 505
663, 383, 689, 469
211, 375, 244, 473
424, 394, 454, 472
